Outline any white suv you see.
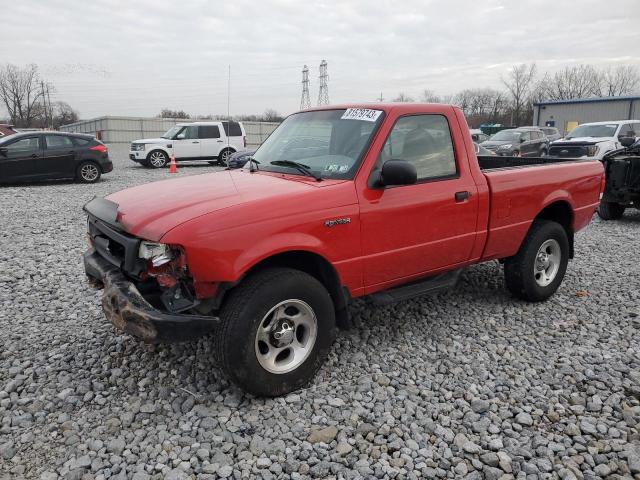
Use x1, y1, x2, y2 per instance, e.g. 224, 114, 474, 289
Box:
549, 120, 640, 160
130, 121, 246, 168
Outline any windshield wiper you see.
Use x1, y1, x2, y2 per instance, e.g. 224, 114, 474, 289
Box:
270, 160, 322, 181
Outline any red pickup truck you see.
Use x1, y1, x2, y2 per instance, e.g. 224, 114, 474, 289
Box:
84, 104, 603, 396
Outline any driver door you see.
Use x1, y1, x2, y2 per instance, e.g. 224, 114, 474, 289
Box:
172, 126, 201, 159
0, 135, 43, 182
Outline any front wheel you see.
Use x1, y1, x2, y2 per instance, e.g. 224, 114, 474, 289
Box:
216, 268, 336, 396
504, 220, 569, 302
597, 201, 625, 220
76, 161, 101, 183
147, 150, 168, 168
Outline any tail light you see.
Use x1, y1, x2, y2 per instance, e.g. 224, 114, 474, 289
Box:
90, 144, 108, 153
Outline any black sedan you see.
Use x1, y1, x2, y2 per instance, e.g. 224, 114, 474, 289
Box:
227, 149, 257, 169
0, 132, 113, 184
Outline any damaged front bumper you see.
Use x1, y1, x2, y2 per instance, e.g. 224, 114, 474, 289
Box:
84, 248, 219, 343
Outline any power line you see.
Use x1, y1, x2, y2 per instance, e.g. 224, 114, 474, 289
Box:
300, 65, 311, 110
317, 60, 329, 106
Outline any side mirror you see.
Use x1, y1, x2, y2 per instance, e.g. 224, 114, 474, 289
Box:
175, 133, 185, 140
620, 136, 636, 147
379, 159, 417, 187
520, 137, 526, 143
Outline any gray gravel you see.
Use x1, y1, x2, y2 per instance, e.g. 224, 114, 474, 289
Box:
1, 145, 639, 479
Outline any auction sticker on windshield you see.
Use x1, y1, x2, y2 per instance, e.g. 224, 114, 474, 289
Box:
341, 108, 383, 122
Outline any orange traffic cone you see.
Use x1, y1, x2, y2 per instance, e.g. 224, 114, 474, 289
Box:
169, 154, 178, 173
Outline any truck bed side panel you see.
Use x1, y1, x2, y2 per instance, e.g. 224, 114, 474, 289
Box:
481, 161, 603, 260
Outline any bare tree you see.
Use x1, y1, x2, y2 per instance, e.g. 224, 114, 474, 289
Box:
420, 89, 441, 103
502, 63, 537, 126
0, 63, 45, 128
393, 92, 415, 102
158, 108, 190, 119
542, 64, 601, 100
261, 109, 283, 122
596, 65, 640, 97
52, 101, 79, 128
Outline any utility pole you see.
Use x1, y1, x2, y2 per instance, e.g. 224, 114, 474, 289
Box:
41, 81, 48, 128
317, 60, 329, 106
46, 84, 53, 129
300, 65, 311, 110
377, 92, 384, 102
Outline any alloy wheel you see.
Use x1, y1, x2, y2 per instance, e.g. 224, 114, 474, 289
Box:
254, 299, 318, 374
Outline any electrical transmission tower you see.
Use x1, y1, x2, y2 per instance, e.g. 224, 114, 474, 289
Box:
300, 65, 311, 110
317, 60, 329, 106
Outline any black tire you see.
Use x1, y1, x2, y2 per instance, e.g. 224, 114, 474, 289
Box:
147, 150, 168, 168
216, 268, 336, 396
76, 161, 101, 183
218, 148, 234, 166
597, 201, 625, 220
504, 220, 569, 302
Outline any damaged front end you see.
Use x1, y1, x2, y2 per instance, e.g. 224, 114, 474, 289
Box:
83, 197, 220, 343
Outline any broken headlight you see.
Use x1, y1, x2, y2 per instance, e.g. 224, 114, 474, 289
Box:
138, 241, 175, 267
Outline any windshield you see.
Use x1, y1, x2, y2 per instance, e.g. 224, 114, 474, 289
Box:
566, 124, 617, 139
490, 130, 522, 141
250, 108, 385, 180
162, 126, 182, 139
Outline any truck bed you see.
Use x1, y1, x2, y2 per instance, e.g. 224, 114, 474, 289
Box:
477, 156, 603, 261
477, 155, 582, 171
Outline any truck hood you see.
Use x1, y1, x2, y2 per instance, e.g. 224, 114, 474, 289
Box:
132, 138, 170, 144
555, 137, 613, 144
106, 170, 346, 241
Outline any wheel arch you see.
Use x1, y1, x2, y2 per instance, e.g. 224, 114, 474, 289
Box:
238, 250, 351, 329
533, 200, 574, 258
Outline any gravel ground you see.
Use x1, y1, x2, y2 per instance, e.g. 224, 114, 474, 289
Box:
1, 144, 639, 480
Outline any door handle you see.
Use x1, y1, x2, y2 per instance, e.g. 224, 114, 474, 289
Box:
192, 141, 199, 144
31, 154, 38, 158
68, 151, 75, 154
455, 191, 470, 202
217, 140, 223, 143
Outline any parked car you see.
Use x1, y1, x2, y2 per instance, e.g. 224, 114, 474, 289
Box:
481, 128, 549, 157
549, 120, 640, 160
129, 121, 246, 168
0, 132, 112, 184
0, 124, 18, 138
538, 126, 561, 142
469, 129, 489, 143
83, 103, 603, 396
596, 136, 640, 220
474, 142, 496, 156
227, 149, 257, 169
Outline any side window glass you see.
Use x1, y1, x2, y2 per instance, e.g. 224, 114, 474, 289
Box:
619, 124, 633, 137
186, 126, 198, 139
198, 126, 220, 139
5, 137, 39, 152
520, 132, 531, 142
378, 114, 457, 181
45, 135, 73, 148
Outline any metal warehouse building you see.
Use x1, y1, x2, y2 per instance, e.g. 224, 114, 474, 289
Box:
59, 116, 279, 148
533, 95, 640, 136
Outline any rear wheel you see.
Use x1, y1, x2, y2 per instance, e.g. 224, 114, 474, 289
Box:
76, 161, 101, 183
147, 150, 168, 168
597, 201, 625, 220
504, 220, 569, 302
218, 148, 233, 166
216, 268, 336, 396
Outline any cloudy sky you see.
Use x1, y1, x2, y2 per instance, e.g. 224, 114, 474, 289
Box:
2, 0, 639, 119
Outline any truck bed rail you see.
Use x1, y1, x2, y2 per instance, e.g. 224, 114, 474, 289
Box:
478, 155, 582, 171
